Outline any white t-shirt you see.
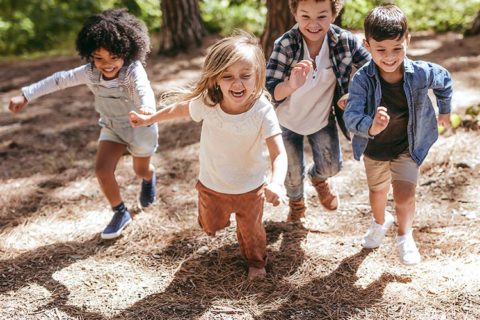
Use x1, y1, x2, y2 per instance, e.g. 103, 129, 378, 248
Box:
276, 35, 336, 135
189, 94, 282, 194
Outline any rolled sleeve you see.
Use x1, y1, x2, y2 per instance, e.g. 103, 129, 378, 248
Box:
344, 73, 374, 139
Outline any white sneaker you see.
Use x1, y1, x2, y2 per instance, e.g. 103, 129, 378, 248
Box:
397, 231, 421, 265
361, 211, 394, 249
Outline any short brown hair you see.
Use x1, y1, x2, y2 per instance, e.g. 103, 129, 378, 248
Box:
289, 0, 344, 17
364, 4, 408, 42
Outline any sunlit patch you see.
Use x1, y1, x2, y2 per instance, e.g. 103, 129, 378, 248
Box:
0, 284, 51, 318
52, 258, 174, 317
201, 297, 261, 319
409, 39, 442, 56
51, 178, 99, 201
1, 209, 110, 251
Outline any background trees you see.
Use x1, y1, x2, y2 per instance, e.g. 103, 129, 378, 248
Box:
0, 0, 479, 56
260, 0, 295, 58
158, 0, 205, 55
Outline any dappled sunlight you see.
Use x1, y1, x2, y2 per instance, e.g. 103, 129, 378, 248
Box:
50, 178, 100, 201
0, 284, 52, 318
52, 258, 174, 317
0, 209, 110, 252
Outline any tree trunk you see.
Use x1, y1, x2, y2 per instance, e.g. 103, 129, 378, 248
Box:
261, 0, 295, 58
158, 0, 206, 56
465, 11, 480, 36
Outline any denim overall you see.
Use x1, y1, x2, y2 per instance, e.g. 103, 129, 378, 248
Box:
93, 69, 158, 157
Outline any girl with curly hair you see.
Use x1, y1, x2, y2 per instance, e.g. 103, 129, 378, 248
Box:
8, 8, 157, 240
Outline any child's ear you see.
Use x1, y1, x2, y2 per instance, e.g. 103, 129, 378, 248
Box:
406, 34, 411, 46
363, 39, 371, 52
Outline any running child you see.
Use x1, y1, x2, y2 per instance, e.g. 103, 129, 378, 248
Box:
266, 0, 371, 222
129, 32, 287, 280
8, 9, 158, 239
344, 4, 453, 265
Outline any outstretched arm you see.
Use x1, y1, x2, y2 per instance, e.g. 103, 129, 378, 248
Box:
265, 133, 287, 206
129, 100, 190, 127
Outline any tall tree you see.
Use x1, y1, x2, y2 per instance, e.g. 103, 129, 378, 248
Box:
158, 0, 206, 56
465, 11, 480, 36
261, 0, 295, 58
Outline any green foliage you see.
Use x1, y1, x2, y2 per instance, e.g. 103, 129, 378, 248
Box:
342, 0, 480, 32
0, 0, 160, 56
200, 0, 266, 36
1, 0, 478, 56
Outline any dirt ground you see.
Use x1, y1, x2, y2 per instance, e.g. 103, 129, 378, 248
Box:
0, 32, 479, 320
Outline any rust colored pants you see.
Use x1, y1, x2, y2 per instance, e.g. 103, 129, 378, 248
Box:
195, 181, 267, 269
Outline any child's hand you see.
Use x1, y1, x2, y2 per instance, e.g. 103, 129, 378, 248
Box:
337, 94, 349, 110
264, 182, 286, 207
437, 113, 451, 129
369, 106, 390, 136
288, 60, 313, 91
128, 111, 151, 128
9, 95, 28, 113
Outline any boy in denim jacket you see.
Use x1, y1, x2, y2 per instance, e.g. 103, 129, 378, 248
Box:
344, 5, 452, 265
266, 0, 370, 222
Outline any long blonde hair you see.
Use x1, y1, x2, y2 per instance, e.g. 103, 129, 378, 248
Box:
181, 31, 267, 107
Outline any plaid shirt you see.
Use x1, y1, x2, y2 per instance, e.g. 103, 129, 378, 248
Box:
265, 24, 371, 138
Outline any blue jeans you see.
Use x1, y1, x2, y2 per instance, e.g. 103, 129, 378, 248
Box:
282, 117, 342, 200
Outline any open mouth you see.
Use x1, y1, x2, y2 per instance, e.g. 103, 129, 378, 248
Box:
103, 67, 116, 73
383, 61, 397, 67
306, 28, 321, 34
230, 90, 246, 98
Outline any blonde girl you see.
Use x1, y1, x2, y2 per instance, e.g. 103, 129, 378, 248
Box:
129, 32, 287, 280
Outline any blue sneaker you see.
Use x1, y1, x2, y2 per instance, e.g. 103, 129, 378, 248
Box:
101, 209, 132, 239
139, 171, 156, 208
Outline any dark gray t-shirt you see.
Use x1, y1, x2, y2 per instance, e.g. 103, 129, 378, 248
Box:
365, 77, 409, 161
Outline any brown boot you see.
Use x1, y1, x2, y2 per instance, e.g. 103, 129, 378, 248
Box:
287, 198, 306, 223
311, 179, 338, 211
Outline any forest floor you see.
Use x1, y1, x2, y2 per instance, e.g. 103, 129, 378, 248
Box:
0, 32, 479, 320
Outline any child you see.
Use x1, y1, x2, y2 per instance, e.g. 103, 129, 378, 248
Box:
266, 0, 371, 222
343, 5, 453, 265
129, 32, 287, 281
8, 9, 158, 240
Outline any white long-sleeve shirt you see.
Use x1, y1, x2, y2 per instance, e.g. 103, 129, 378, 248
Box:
22, 60, 156, 113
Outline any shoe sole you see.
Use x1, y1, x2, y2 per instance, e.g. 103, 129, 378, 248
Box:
100, 219, 132, 240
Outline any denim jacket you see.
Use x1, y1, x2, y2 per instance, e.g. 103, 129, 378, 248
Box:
343, 57, 453, 165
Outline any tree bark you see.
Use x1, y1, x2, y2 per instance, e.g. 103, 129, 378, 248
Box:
465, 11, 480, 36
158, 0, 206, 56
261, 0, 295, 58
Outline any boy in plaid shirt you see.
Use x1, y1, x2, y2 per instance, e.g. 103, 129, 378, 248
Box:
266, 0, 370, 222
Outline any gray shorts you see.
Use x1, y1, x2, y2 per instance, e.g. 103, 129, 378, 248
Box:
363, 150, 419, 191
99, 123, 158, 157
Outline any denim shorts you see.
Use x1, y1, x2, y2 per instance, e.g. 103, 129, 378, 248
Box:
99, 123, 158, 157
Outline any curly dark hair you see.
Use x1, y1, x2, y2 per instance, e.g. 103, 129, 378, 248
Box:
76, 8, 151, 65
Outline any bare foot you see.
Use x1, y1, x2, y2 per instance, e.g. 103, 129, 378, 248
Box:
248, 267, 266, 281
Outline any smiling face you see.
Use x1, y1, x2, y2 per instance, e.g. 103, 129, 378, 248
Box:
92, 48, 125, 80
364, 35, 410, 80
293, 0, 335, 46
217, 50, 258, 114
